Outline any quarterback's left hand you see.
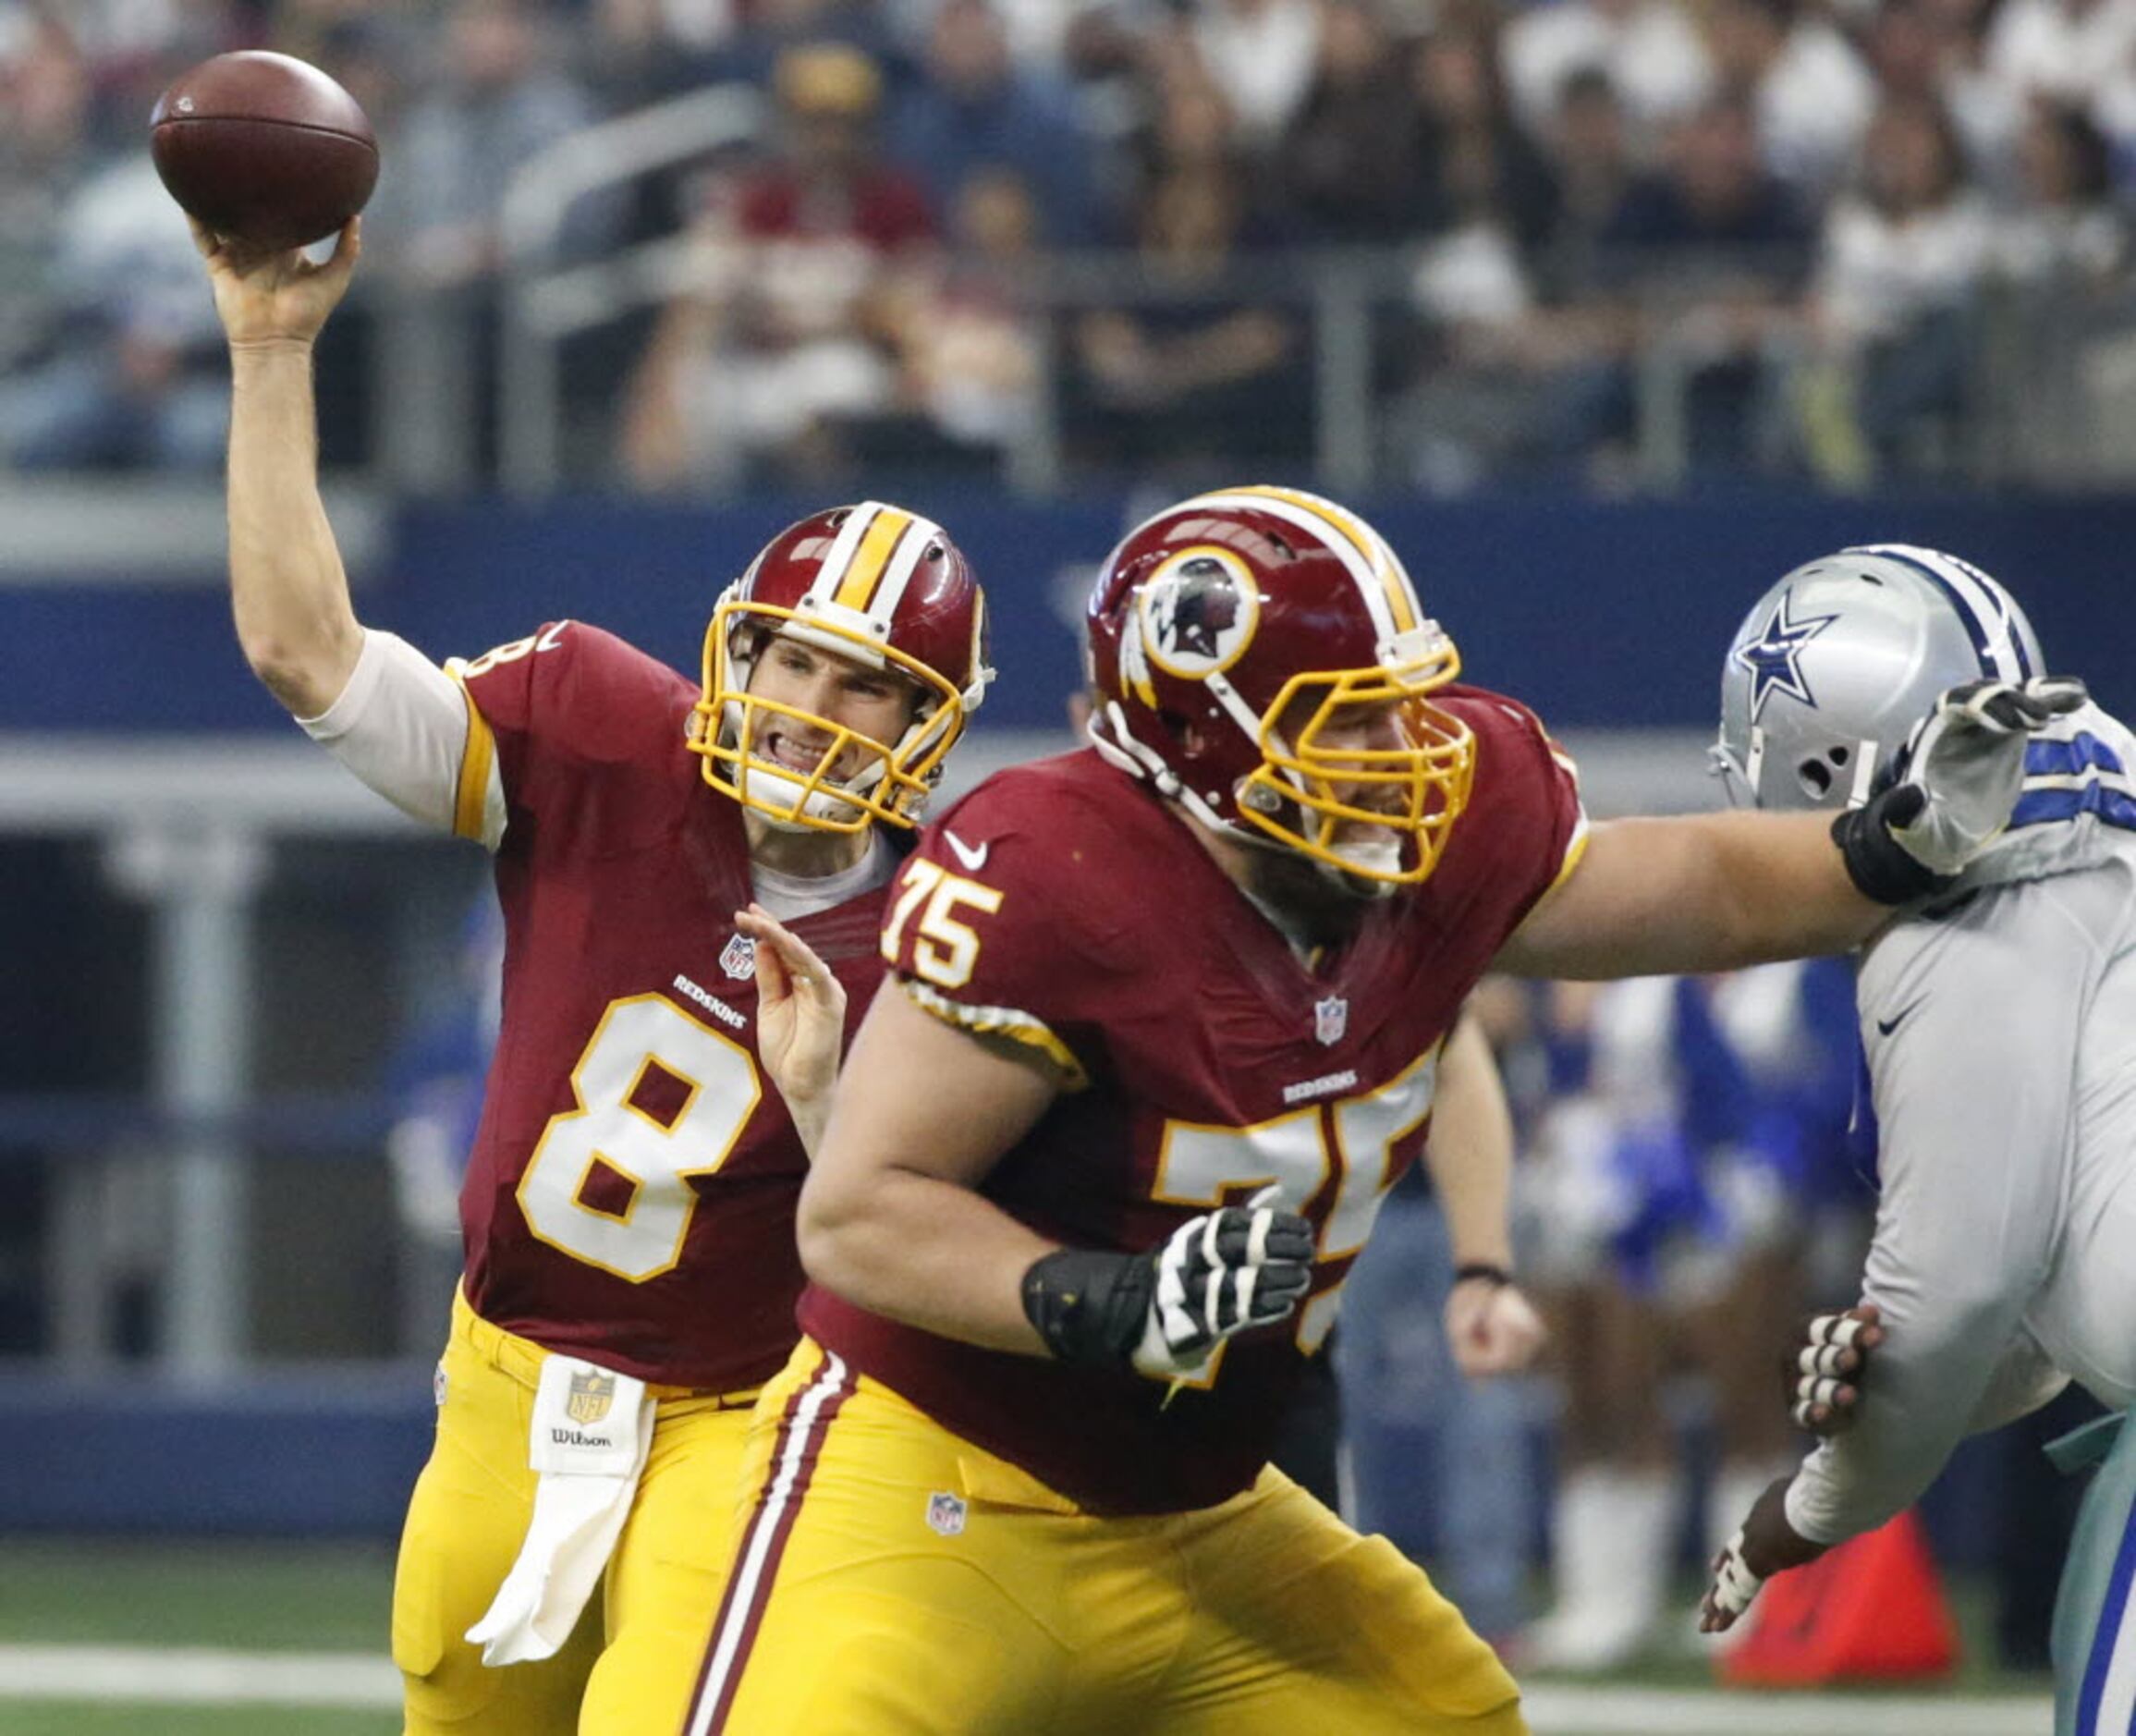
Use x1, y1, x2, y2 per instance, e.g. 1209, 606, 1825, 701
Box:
1836, 676, 2088, 901
737, 902, 847, 1118
1445, 1275, 1547, 1377
1699, 1475, 1830, 1634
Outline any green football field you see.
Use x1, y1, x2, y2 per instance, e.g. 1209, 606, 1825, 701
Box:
0, 1537, 2055, 1734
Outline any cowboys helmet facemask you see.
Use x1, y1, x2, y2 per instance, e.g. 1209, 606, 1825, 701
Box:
1713, 544, 2045, 813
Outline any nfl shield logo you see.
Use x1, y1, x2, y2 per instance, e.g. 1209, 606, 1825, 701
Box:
925, 1491, 968, 1537
1314, 996, 1349, 1047
719, 933, 757, 981
567, 1369, 616, 1426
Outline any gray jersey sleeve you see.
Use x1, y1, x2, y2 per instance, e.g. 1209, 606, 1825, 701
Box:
1786, 880, 2088, 1546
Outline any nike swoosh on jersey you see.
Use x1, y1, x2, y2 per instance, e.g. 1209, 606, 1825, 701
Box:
1875, 998, 1927, 1037
943, 829, 990, 873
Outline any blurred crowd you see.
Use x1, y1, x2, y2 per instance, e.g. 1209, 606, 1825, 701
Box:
5, 0, 2136, 491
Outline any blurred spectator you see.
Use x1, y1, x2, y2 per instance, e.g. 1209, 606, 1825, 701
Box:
374, 0, 610, 286
890, 165, 1044, 461
1986, 0, 2136, 115
1996, 99, 2127, 284
1500, 0, 1713, 148
1383, 23, 1559, 490
1272, 0, 1421, 243
1800, 94, 1994, 484
1185, 0, 1323, 150
888, 0, 1096, 243
1703, 0, 1877, 196
0, 147, 226, 472
1067, 143, 1309, 478
697, 0, 907, 93
1523, 964, 1853, 1669
1406, 20, 1559, 253
0, 14, 92, 375
1865, 0, 2023, 179
621, 42, 938, 489
1537, 66, 1636, 287
1543, 94, 1813, 483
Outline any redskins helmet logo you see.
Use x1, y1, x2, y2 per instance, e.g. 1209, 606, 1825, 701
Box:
1138, 547, 1260, 679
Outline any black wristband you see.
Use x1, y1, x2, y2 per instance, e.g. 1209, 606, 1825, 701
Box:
1830, 792, 1949, 907
1452, 1261, 1513, 1289
1020, 1247, 1152, 1368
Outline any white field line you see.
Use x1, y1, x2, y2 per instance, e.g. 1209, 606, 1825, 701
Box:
0, 1644, 2055, 1731
0, 1644, 399, 1708
1522, 1683, 2052, 1735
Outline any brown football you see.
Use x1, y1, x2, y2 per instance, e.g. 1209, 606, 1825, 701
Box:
150, 51, 377, 251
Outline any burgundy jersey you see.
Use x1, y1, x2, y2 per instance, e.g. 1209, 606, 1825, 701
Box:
800, 689, 1584, 1511
453, 622, 889, 1391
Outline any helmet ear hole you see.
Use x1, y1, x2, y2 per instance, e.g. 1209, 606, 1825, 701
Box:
1796, 757, 1835, 799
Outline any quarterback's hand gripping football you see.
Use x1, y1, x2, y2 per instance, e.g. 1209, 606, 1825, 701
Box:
1832, 675, 2088, 901
190, 213, 360, 349
1789, 1303, 1883, 1436
1021, 1187, 1316, 1379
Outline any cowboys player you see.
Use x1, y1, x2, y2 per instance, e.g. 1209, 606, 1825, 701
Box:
684, 489, 2075, 1735
193, 215, 990, 1735
1698, 545, 2136, 1736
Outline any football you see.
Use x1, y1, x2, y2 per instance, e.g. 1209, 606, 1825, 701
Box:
149, 51, 377, 251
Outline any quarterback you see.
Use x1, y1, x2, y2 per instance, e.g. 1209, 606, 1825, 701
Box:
1699, 546, 2135, 1736
681, 487, 2077, 1734
192, 217, 990, 1734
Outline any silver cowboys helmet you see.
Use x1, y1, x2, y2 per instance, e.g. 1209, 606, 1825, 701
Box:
1714, 544, 2045, 812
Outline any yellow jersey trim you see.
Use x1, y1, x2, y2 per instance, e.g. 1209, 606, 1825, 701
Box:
899, 978, 1090, 1090
452, 673, 497, 842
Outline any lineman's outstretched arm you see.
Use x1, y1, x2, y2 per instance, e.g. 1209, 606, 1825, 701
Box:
798, 981, 1066, 1353
1495, 811, 1880, 979
197, 216, 365, 716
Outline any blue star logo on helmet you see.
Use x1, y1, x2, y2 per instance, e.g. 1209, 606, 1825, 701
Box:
1734, 590, 1838, 724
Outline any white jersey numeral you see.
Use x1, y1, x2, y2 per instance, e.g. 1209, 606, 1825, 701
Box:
517, 994, 763, 1281
1150, 1045, 1440, 1362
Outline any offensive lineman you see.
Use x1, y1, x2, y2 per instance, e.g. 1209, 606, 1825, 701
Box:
1698, 545, 2136, 1736
681, 488, 2077, 1735
191, 216, 990, 1735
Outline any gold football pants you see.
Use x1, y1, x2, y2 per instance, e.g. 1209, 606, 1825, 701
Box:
682, 1336, 1526, 1736
392, 1290, 756, 1735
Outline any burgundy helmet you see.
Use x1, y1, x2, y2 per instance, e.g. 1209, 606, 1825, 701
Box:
1086, 485, 1474, 885
691, 501, 993, 831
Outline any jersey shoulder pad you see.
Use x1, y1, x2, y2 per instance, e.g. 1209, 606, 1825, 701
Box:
1432, 683, 1587, 911
883, 753, 1140, 1073
456, 622, 695, 777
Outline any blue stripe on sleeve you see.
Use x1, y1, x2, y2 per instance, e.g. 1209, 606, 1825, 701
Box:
2010, 784, 2136, 832
2028, 733, 2127, 779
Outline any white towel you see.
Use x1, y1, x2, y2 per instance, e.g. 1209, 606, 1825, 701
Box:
465, 1354, 654, 1666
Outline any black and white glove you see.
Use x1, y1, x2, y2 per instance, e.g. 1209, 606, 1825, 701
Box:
1021, 1186, 1316, 1379
1832, 675, 2089, 903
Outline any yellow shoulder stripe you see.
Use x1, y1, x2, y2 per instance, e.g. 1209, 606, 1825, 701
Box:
900, 978, 1090, 1090
451, 671, 496, 842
